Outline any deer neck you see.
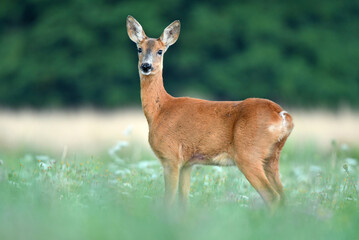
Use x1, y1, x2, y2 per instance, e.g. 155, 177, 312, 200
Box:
140, 73, 170, 125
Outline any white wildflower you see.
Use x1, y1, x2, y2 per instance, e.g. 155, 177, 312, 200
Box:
150, 173, 158, 179
115, 169, 131, 176
39, 162, 50, 170
345, 158, 357, 166
123, 182, 132, 188
37, 155, 56, 170
341, 164, 354, 173
309, 165, 322, 173
134, 160, 159, 169
340, 143, 349, 151
240, 195, 249, 200
122, 125, 133, 136
108, 141, 129, 163
292, 166, 308, 182
203, 175, 209, 186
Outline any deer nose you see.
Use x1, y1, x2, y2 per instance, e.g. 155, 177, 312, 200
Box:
140, 63, 152, 73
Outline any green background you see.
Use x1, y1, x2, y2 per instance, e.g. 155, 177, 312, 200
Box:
1, 0, 359, 108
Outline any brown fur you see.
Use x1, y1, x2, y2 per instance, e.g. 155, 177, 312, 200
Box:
127, 16, 294, 210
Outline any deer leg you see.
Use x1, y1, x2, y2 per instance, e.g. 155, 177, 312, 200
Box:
263, 139, 288, 205
236, 157, 280, 210
263, 155, 285, 206
178, 165, 193, 208
163, 163, 180, 207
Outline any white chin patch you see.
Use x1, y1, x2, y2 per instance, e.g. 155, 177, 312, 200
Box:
141, 71, 152, 75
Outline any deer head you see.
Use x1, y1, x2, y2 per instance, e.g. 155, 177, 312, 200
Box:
127, 15, 180, 76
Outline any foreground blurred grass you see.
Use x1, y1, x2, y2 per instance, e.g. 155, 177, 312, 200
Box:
0, 141, 358, 240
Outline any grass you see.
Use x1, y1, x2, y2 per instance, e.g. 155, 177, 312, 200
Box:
0, 140, 358, 240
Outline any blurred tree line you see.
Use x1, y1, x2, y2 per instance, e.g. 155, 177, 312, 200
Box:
0, 0, 358, 108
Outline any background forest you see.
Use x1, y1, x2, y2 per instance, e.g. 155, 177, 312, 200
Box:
1, 0, 359, 109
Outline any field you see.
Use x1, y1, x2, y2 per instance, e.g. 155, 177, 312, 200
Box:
0, 109, 358, 240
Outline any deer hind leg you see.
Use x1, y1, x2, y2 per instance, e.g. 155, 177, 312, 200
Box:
235, 153, 280, 210
263, 137, 288, 206
263, 158, 284, 205
178, 165, 193, 208
162, 162, 180, 207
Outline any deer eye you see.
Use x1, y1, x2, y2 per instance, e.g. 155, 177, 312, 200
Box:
138, 48, 142, 53
157, 50, 163, 55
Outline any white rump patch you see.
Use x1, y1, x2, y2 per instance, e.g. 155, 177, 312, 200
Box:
268, 110, 290, 141
279, 111, 288, 127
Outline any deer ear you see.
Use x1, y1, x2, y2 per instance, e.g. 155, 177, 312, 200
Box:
160, 20, 180, 48
127, 15, 147, 43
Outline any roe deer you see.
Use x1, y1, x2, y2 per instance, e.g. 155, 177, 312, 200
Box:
126, 15, 293, 210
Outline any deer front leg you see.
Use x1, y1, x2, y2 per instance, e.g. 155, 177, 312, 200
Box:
163, 163, 180, 207
179, 165, 192, 208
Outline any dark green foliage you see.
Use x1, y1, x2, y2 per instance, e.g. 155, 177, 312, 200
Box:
0, 0, 358, 108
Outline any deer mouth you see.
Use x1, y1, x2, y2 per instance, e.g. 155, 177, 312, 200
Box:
140, 69, 152, 75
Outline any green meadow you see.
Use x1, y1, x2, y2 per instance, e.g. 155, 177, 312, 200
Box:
0, 140, 358, 240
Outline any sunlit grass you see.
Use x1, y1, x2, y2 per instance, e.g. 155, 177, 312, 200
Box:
0, 140, 358, 240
